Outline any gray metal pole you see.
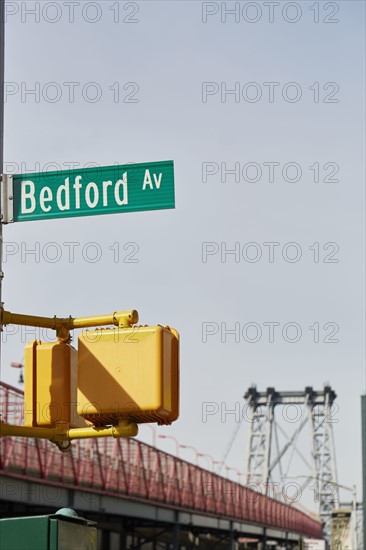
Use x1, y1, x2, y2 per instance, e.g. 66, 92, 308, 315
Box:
0, 0, 5, 381
228, 521, 235, 550
362, 395, 366, 550
0, 0, 4, 169
172, 511, 180, 550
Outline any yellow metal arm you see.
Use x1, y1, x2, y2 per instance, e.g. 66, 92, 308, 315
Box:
0, 420, 139, 451
1, 309, 139, 342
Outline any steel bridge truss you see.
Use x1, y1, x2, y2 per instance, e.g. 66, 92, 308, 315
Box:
245, 386, 339, 544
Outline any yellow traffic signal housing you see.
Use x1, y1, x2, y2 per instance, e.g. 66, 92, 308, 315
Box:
24, 341, 86, 428
77, 325, 179, 425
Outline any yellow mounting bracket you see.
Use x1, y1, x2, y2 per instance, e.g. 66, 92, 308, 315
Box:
1, 308, 139, 342
0, 420, 139, 452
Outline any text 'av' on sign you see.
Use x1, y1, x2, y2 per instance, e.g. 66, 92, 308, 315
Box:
3, 160, 175, 223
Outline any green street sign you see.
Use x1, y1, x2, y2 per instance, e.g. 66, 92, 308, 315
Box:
5, 160, 174, 223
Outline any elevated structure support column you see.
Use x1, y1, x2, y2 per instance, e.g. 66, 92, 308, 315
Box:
172, 513, 180, 550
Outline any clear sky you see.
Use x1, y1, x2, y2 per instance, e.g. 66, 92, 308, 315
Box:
1, 0, 365, 514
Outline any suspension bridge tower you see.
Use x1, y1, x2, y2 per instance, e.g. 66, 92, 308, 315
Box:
245, 386, 339, 545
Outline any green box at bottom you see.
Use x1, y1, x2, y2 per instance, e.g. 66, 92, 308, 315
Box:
0, 513, 97, 550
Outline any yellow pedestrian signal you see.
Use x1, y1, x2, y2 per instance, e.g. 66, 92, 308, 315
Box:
2, 308, 179, 449
24, 341, 86, 428
77, 325, 179, 426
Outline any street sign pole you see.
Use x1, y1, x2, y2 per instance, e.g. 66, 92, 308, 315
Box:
362, 395, 366, 550
0, 0, 5, 381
